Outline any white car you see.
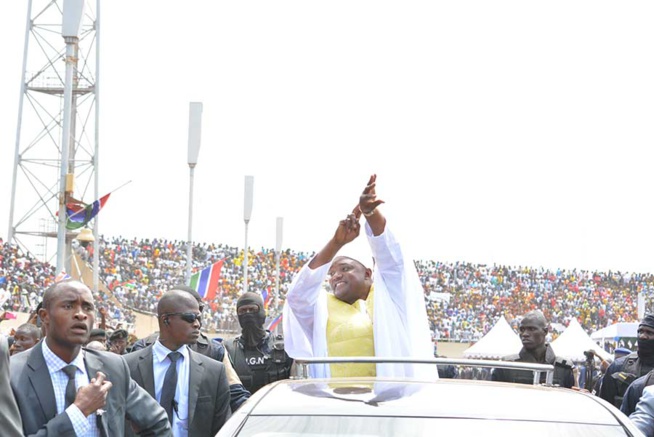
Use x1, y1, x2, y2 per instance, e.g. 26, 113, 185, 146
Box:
216, 358, 644, 437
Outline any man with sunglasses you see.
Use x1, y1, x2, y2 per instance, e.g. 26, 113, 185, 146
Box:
131, 285, 250, 411
124, 289, 231, 436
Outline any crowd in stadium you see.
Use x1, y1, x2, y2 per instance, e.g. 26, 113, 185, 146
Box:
2, 237, 654, 339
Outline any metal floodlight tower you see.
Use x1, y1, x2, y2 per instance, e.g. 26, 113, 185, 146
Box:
7, 0, 100, 274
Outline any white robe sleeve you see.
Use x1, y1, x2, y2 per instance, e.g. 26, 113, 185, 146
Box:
368, 224, 438, 380
282, 260, 330, 378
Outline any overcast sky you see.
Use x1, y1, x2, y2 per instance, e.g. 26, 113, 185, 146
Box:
1, 1, 654, 274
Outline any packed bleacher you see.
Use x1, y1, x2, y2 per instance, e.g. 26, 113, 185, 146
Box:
2, 237, 654, 339
95, 237, 312, 333
416, 261, 654, 341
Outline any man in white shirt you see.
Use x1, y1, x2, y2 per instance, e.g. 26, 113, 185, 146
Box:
10, 279, 171, 436
283, 175, 437, 380
124, 289, 231, 436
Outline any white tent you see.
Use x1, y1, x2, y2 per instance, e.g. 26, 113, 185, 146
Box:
463, 315, 522, 359
590, 323, 639, 342
550, 318, 612, 362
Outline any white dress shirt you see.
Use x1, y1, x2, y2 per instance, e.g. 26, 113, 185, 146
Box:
153, 340, 190, 437
41, 339, 100, 437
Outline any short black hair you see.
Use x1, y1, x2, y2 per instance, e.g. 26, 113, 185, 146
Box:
109, 329, 128, 341
171, 284, 202, 302
42, 279, 77, 310
89, 328, 106, 338
16, 323, 41, 339
158, 289, 198, 316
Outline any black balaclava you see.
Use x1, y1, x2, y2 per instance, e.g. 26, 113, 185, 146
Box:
237, 292, 267, 347
638, 314, 654, 361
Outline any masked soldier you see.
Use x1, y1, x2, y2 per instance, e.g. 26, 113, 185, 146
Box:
600, 314, 654, 408
226, 292, 294, 394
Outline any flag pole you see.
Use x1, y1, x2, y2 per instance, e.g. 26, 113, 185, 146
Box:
107, 179, 132, 194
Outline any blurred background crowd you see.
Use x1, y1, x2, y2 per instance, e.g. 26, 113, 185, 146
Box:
2, 236, 654, 340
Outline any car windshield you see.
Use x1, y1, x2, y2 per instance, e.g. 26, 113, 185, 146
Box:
236, 416, 631, 437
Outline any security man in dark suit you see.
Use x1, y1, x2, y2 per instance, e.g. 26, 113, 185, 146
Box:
10, 279, 171, 436
225, 292, 294, 394
491, 310, 574, 388
131, 285, 250, 411
124, 289, 231, 436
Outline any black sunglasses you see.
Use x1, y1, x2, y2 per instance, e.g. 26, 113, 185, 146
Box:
162, 312, 202, 324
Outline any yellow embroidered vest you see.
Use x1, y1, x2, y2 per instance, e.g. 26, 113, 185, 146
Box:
326, 286, 376, 377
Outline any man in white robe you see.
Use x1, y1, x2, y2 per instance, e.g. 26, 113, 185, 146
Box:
283, 175, 437, 380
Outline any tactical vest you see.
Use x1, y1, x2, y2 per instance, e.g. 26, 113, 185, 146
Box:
610, 352, 654, 407
227, 333, 293, 394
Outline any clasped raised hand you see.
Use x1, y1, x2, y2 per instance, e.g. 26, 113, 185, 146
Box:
333, 205, 362, 246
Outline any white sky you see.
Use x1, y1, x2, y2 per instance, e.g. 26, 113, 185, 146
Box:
1, 1, 654, 274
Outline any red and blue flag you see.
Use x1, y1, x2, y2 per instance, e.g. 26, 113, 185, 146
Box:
190, 260, 224, 301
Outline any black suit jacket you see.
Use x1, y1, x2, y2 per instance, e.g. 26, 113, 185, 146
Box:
124, 344, 232, 437
10, 341, 171, 437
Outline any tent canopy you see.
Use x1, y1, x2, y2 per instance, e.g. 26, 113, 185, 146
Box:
551, 318, 612, 362
463, 315, 522, 359
590, 323, 639, 341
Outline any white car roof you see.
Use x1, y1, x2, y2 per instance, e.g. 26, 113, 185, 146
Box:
243, 378, 619, 425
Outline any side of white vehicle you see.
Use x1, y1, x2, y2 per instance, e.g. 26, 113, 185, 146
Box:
216, 358, 645, 437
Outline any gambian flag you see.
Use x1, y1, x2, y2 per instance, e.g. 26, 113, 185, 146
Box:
189, 260, 224, 301
55, 271, 71, 283
267, 313, 282, 331
261, 288, 272, 309
65, 194, 111, 230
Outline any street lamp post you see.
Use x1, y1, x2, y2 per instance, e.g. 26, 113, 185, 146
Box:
275, 217, 283, 309
186, 102, 203, 283
243, 176, 254, 293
